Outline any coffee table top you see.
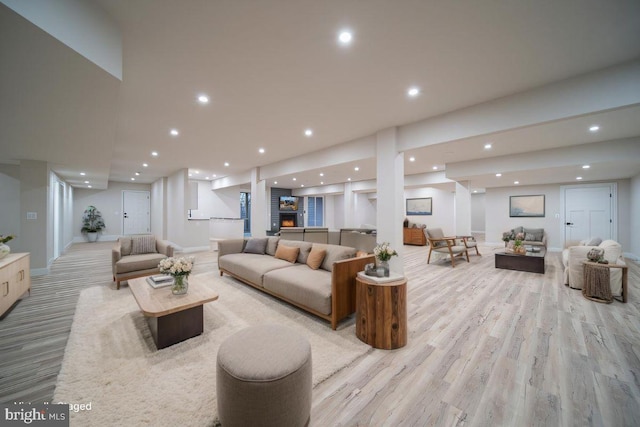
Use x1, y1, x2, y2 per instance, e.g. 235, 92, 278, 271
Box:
496, 247, 547, 258
128, 274, 219, 317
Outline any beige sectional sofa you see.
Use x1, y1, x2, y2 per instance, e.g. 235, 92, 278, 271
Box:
218, 237, 374, 329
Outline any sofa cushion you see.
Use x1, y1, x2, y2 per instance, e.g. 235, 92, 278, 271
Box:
278, 240, 313, 264
115, 253, 166, 274
243, 238, 268, 255
265, 237, 280, 256
275, 245, 300, 263
263, 265, 332, 315
131, 235, 157, 255
313, 244, 357, 272
219, 253, 292, 287
585, 236, 603, 246
523, 228, 544, 242
306, 248, 326, 270
119, 237, 133, 256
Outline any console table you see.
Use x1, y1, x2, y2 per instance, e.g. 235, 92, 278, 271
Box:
403, 227, 426, 246
355, 273, 407, 349
0, 253, 31, 318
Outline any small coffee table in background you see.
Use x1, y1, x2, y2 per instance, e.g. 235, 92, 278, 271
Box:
128, 275, 219, 349
495, 247, 546, 274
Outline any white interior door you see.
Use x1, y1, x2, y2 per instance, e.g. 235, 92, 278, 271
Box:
563, 184, 615, 245
123, 191, 151, 235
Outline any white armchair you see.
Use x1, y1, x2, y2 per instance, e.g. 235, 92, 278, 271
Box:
562, 239, 625, 296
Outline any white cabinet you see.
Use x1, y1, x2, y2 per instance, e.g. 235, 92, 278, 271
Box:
0, 253, 31, 317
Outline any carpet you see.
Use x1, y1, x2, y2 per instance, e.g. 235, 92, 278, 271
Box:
53, 272, 370, 426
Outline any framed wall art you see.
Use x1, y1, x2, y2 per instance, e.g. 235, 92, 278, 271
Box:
509, 195, 545, 217
406, 197, 432, 216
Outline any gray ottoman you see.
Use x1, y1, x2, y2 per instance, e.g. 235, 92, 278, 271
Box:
216, 324, 312, 427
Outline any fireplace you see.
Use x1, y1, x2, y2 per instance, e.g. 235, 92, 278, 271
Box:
279, 213, 298, 228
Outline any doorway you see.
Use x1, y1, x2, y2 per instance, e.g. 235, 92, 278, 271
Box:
240, 192, 251, 235
561, 183, 616, 246
122, 191, 151, 235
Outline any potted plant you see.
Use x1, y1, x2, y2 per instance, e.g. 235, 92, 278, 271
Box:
81, 205, 106, 242
0, 234, 15, 259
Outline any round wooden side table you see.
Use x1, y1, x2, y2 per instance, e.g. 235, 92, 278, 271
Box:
355, 273, 407, 350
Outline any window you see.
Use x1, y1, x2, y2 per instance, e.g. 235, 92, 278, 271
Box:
307, 197, 324, 227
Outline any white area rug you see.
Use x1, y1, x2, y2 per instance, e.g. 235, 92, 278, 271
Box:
53, 272, 370, 426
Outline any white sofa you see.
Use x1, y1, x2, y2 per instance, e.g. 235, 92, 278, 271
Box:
562, 239, 625, 296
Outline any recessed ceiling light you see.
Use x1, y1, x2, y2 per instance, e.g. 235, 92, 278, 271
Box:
347, 177, 351, 181
170, 129, 179, 136
151, 151, 158, 157
274, 181, 278, 185
142, 163, 148, 168
304, 129, 313, 137
514, 181, 519, 184
407, 87, 420, 97
197, 94, 209, 104
589, 125, 599, 132
319, 172, 324, 177
473, 190, 477, 193
87, 185, 92, 188
432, 166, 438, 170
582, 164, 590, 169
80, 172, 86, 176
131, 177, 135, 181
484, 143, 492, 150
496, 173, 502, 177
189, 173, 193, 177
212, 174, 217, 178
135, 172, 140, 176
354, 166, 359, 171
194, 170, 200, 174
224, 162, 229, 167
576, 176, 583, 180
258, 148, 265, 154
301, 184, 304, 187
338, 30, 352, 45
409, 156, 415, 162
205, 176, 209, 180
320, 181, 324, 185
292, 177, 297, 181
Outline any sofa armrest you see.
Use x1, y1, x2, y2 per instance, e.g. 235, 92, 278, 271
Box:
330, 254, 375, 329
218, 239, 246, 262
566, 245, 598, 289
111, 243, 122, 276
156, 240, 174, 257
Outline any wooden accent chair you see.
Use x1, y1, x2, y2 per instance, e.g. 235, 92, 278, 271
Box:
426, 228, 470, 267
459, 236, 481, 256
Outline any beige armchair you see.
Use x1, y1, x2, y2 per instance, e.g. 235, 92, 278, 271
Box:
426, 228, 469, 267
112, 235, 174, 289
562, 239, 625, 296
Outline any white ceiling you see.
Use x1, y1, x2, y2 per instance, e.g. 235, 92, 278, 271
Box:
1, 1, 640, 191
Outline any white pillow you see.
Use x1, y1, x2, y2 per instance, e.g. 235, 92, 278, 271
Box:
586, 237, 603, 246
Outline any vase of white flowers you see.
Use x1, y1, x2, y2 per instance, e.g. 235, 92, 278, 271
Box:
0, 235, 15, 259
373, 242, 398, 277
158, 256, 195, 295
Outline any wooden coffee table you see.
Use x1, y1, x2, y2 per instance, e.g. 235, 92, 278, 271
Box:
495, 247, 546, 274
128, 275, 219, 349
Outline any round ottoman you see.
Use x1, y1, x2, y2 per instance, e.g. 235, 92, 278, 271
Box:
216, 324, 312, 427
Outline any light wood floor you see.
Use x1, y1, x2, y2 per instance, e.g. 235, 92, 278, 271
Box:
1, 242, 639, 426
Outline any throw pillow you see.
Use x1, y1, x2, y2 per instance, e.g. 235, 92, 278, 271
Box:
243, 238, 268, 255
306, 248, 326, 270
586, 237, 603, 246
523, 228, 543, 242
119, 237, 132, 256
275, 245, 300, 263
131, 235, 157, 255
525, 233, 537, 242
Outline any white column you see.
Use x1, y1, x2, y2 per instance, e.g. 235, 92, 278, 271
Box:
250, 168, 267, 237
376, 127, 404, 274
343, 181, 354, 227
455, 181, 471, 236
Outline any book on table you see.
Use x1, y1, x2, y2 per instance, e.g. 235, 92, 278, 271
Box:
147, 275, 174, 288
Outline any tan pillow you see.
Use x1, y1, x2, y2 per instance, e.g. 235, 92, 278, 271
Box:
306, 248, 326, 270
275, 245, 299, 263
131, 235, 157, 254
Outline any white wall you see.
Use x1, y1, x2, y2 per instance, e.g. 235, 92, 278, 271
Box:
188, 180, 216, 219
631, 173, 640, 258
332, 195, 345, 229
471, 193, 486, 233
354, 193, 377, 227
211, 186, 243, 218
0, 164, 22, 251
73, 181, 152, 241
151, 177, 167, 239
404, 187, 455, 235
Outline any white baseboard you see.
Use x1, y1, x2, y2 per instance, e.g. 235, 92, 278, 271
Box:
72, 234, 119, 243
177, 245, 211, 254
624, 252, 639, 261
30, 267, 49, 277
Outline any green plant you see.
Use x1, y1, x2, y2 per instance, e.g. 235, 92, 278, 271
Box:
0, 235, 15, 244
81, 205, 106, 233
